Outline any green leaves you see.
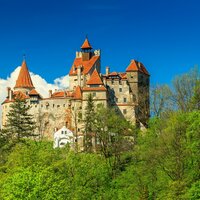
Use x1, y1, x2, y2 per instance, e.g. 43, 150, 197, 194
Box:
3, 97, 36, 144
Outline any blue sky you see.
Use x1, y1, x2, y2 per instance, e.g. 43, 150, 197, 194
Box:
0, 0, 200, 85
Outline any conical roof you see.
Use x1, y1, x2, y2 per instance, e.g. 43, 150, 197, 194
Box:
14, 60, 34, 89
81, 38, 92, 49
87, 69, 103, 85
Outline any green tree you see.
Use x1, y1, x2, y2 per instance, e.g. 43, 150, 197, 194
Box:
84, 94, 95, 152
94, 104, 135, 173
3, 96, 36, 144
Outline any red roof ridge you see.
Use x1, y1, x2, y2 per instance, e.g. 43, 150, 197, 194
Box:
87, 68, 103, 85
14, 60, 34, 89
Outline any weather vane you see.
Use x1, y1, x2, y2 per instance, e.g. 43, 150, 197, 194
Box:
23, 54, 26, 60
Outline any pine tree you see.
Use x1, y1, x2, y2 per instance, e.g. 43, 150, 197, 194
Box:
4, 96, 36, 143
84, 94, 95, 152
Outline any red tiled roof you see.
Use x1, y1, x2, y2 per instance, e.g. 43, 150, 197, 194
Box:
1, 99, 14, 104
82, 86, 107, 91
14, 60, 35, 89
29, 89, 39, 95
51, 91, 73, 98
87, 69, 103, 85
69, 55, 100, 75
81, 38, 92, 49
126, 60, 149, 75
74, 86, 82, 99
109, 72, 118, 76
119, 73, 127, 79
51, 91, 65, 98
2, 91, 29, 105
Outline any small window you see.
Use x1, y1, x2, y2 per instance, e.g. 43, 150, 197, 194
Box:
53, 104, 55, 108
41, 105, 43, 108
124, 98, 127, 103
78, 128, 80, 132
119, 88, 122, 92
115, 98, 118, 103
61, 131, 64, 134
123, 109, 127, 114
111, 79, 114, 84
57, 105, 60, 108
63, 104, 65, 107
93, 92, 96, 97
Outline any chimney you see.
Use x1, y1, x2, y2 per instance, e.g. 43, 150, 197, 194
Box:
77, 65, 82, 86
7, 87, 11, 99
106, 66, 110, 76
138, 62, 141, 68
49, 90, 52, 98
10, 90, 13, 101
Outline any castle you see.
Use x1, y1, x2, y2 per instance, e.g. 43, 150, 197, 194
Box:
1, 38, 150, 140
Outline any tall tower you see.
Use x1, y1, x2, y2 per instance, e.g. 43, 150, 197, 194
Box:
14, 59, 35, 94
126, 60, 150, 126
69, 37, 101, 90
81, 37, 92, 61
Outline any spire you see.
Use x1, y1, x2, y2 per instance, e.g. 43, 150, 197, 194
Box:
14, 59, 34, 89
81, 37, 92, 49
87, 69, 103, 85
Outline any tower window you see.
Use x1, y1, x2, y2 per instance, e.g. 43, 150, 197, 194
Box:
119, 88, 122, 92
124, 98, 127, 103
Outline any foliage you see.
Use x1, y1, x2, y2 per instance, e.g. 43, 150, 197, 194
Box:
3, 96, 36, 145
83, 94, 95, 152
0, 67, 199, 199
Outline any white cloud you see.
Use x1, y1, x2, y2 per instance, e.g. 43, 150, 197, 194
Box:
0, 67, 69, 126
